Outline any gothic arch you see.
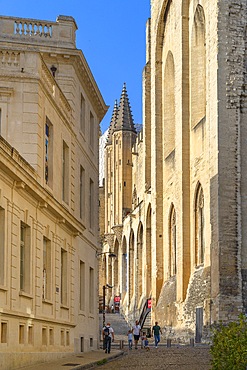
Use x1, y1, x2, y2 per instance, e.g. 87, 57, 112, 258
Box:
113, 239, 119, 294
122, 236, 127, 298
129, 229, 135, 302
146, 204, 152, 296
191, 4, 206, 128
194, 183, 205, 266
163, 51, 175, 157
137, 222, 144, 303
169, 204, 177, 276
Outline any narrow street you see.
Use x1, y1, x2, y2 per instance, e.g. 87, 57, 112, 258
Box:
99, 313, 211, 370
97, 346, 211, 370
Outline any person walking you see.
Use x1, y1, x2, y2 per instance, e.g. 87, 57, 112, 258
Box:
127, 329, 133, 350
102, 322, 114, 354
152, 321, 162, 348
132, 320, 141, 349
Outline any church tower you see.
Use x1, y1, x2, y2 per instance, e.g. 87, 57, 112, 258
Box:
105, 83, 137, 232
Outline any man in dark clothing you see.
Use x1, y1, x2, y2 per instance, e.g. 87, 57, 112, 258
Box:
102, 322, 114, 353
152, 321, 162, 348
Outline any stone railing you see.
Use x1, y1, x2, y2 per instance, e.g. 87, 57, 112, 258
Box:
0, 51, 20, 67
0, 15, 77, 48
14, 20, 52, 38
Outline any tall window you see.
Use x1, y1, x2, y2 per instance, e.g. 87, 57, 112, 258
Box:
61, 248, 68, 305
169, 205, 177, 276
45, 118, 53, 186
195, 185, 205, 265
89, 267, 94, 313
62, 141, 69, 203
1, 322, 7, 343
80, 166, 85, 219
90, 112, 94, 149
0, 207, 5, 285
89, 178, 94, 230
43, 237, 51, 300
80, 94, 85, 134
80, 261, 85, 311
20, 222, 31, 292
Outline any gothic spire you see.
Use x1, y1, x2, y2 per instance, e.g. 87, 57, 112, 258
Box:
114, 83, 136, 133
105, 99, 118, 146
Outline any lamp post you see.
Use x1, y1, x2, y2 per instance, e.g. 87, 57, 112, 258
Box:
96, 251, 116, 327
103, 284, 113, 327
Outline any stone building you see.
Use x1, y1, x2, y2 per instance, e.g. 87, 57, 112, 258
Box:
0, 15, 107, 369
99, 0, 247, 342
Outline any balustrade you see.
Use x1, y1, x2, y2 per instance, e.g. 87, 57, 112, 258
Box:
14, 20, 52, 38
0, 51, 20, 66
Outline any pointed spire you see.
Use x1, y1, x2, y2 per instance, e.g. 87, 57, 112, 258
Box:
105, 100, 118, 146
114, 83, 136, 133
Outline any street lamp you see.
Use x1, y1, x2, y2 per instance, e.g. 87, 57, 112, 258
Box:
103, 284, 113, 327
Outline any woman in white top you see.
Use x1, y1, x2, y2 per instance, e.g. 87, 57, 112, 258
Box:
132, 320, 141, 349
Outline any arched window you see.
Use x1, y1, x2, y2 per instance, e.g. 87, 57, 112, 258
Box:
195, 184, 205, 265
169, 205, 176, 276
191, 5, 206, 128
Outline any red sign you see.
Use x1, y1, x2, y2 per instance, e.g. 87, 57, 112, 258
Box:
114, 296, 120, 303
147, 299, 152, 309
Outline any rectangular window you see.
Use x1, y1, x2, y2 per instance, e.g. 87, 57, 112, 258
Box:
43, 237, 51, 300
45, 117, 53, 187
66, 331, 70, 346
49, 328, 54, 345
19, 324, 24, 344
90, 338, 93, 347
20, 222, 31, 293
80, 94, 85, 134
61, 330, 65, 346
62, 140, 69, 204
0, 207, 5, 285
80, 166, 85, 219
80, 261, 85, 311
42, 327, 47, 345
89, 267, 94, 313
90, 112, 94, 149
28, 326, 33, 345
61, 248, 67, 305
1, 322, 7, 343
89, 178, 94, 230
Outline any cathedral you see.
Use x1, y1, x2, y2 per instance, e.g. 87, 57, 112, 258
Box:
99, 0, 247, 342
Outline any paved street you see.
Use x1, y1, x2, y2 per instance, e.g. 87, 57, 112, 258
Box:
96, 346, 211, 370
99, 313, 211, 370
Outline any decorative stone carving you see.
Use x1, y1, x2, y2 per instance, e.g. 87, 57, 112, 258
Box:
104, 233, 115, 249
112, 224, 123, 244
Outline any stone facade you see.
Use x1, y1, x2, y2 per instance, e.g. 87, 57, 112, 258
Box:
0, 15, 107, 369
99, 0, 247, 342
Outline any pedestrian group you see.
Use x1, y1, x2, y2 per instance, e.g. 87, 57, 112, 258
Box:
102, 319, 163, 353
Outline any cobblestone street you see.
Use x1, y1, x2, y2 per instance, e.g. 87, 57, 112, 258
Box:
96, 346, 211, 370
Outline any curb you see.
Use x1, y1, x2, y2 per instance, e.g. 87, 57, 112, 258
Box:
73, 351, 125, 369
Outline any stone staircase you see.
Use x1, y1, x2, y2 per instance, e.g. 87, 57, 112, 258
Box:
99, 312, 132, 345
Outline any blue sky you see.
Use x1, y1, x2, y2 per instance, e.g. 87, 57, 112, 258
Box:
0, 1, 150, 133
